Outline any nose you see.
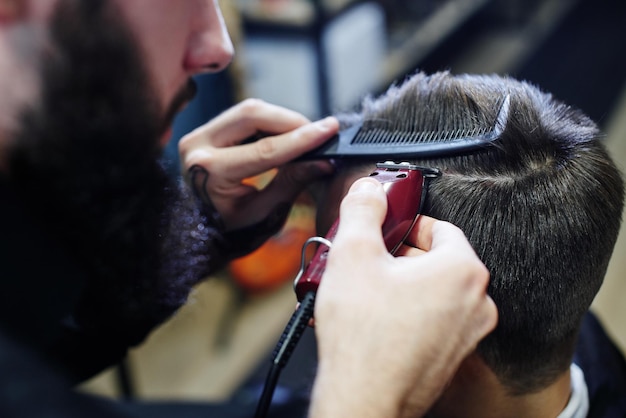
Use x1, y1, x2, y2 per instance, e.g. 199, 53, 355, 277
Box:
184, 0, 234, 75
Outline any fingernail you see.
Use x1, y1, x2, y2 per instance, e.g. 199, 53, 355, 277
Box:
316, 116, 336, 132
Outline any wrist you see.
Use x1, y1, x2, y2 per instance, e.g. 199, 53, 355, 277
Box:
308, 360, 404, 418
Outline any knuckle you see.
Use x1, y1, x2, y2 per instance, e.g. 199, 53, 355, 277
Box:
476, 260, 490, 278
179, 129, 215, 163
440, 221, 464, 237
178, 134, 195, 158
255, 136, 278, 160
184, 149, 217, 172
237, 98, 266, 119
465, 257, 490, 288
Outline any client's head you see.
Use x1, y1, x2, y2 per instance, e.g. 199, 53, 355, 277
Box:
313, 71, 625, 399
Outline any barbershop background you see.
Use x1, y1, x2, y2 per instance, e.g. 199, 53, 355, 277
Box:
83, 0, 626, 402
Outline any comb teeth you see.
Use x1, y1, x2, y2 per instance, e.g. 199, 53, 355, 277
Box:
351, 126, 491, 146
297, 95, 511, 160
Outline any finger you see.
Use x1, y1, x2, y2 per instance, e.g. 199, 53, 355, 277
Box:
255, 160, 335, 199
332, 177, 388, 255
198, 117, 339, 181
213, 160, 334, 226
429, 219, 476, 255
189, 99, 311, 147
274, 160, 336, 187
465, 295, 499, 351
406, 216, 474, 255
483, 295, 499, 334
394, 244, 428, 257
404, 215, 437, 251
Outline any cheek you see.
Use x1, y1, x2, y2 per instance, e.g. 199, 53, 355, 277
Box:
113, 2, 191, 105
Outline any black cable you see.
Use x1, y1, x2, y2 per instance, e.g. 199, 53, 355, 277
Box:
254, 291, 316, 418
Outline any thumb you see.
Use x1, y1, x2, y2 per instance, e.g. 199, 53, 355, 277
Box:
332, 177, 388, 254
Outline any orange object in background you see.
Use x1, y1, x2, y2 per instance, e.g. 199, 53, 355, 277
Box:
228, 171, 317, 293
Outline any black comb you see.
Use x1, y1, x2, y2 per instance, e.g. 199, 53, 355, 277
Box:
298, 95, 511, 160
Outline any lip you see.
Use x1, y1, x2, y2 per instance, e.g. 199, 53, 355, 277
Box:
160, 126, 173, 147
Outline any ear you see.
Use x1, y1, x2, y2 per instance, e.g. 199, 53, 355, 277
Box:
0, 0, 26, 25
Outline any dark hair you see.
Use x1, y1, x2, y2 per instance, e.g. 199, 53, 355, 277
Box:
335, 71, 625, 394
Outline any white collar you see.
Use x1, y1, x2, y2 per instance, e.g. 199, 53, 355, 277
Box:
556, 363, 589, 418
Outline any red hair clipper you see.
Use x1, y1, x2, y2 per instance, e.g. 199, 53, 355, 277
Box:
294, 162, 440, 301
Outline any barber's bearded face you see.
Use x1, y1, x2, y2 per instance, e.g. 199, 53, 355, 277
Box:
7, 0, 211, 326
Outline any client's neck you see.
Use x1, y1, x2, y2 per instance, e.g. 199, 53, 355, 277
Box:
428, 354, 572, 418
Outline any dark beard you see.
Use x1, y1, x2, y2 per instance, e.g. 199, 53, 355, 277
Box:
7, 0, 221, 344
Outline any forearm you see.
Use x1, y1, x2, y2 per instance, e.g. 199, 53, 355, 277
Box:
308, 339, 447, 418
308, 363, 405, 418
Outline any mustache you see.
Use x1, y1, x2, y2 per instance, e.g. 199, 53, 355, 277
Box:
161, 78, 198, 134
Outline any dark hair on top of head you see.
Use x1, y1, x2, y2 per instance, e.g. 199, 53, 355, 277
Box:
335, 71, 625, 395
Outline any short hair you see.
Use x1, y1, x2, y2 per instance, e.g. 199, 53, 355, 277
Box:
333, 71, 625, 394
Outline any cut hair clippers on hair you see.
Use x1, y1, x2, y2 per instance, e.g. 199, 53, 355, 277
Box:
257, 70, 625, 417
314, 71, 625, 415
255, 74, 516, 418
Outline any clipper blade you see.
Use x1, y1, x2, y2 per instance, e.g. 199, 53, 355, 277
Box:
299, 95, 510, 160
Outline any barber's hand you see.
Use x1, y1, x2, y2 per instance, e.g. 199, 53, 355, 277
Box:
309, 178, 498, 418
178, 99, 338, 232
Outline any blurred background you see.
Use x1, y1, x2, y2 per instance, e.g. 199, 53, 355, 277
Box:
82, 0, 626, 406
